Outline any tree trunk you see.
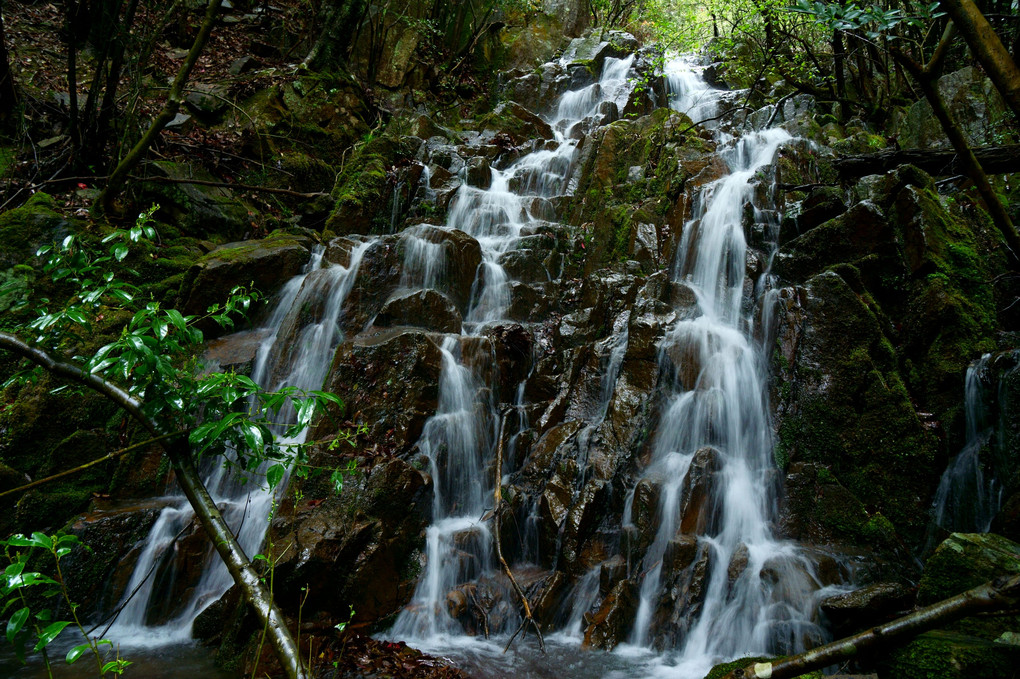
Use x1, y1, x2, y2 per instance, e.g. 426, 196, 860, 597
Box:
0, 332, 309, 679
97, 0, 223, 212
894, 45, 1020, 263
833, 143, 1020, 178
720, 573, 1020, 679
938, 0, 1020, 122
0, 0, 16, 127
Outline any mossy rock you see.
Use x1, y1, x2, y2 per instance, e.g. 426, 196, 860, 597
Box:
775, 271, 939, 546
139, 161, 253, 239
0, 192, 72, 268
325, 134, 418, 236
878, 630, 1020, 679
918, 533, 1020, 606
177, 230, 311, 333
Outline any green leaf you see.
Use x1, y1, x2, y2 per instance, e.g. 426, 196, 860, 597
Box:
266, 464, 285, 490
66, 642, 91, 664
33, 620, 71, 651
112, 243, 129, 261
30, 533, 53, 550
6, 607, 28, 642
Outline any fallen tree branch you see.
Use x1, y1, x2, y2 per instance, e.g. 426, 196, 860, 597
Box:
720, 573, 1020, 679
493, 407, 545, 653
833, 144, 1020, 179
130, 175, 329, 199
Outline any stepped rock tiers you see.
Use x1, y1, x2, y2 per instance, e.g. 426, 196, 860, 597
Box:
1, 14, 1018, 679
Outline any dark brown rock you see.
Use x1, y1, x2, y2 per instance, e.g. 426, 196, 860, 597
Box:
314, 328, 444, 452
583, 579, 638, 650
375, 289, 462, 333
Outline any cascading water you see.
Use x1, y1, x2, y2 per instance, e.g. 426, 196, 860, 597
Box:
384, 54, 843, 679
927, 350, 1020, 544
106, 241, 373, 645
390, 54, 638, 642
619, 58, 831, 676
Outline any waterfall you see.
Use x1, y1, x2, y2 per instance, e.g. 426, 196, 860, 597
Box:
106, 241, 373, 646
390, 54, 638, 642
620, 58, 829, 673
928, 350, 1020, 543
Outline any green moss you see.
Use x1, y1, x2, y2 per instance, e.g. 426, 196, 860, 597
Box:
880, 631, 1020, 679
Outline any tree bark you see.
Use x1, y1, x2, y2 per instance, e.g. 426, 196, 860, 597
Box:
720, 573, 1020, 679
833, 143, 1020, 178
0, 332, 309, 679
938, 0, 1020, 123
97, 0, 223, 212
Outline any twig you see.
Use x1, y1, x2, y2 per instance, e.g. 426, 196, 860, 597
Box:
129, 174, 328, 198
0, 431, 183, 499
92, 520, 192, 638
493, 407, 545, 653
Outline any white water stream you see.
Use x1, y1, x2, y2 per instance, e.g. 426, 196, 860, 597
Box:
105, 242, 372, 646
386, 55, 842, 678
390, 54, 637, 641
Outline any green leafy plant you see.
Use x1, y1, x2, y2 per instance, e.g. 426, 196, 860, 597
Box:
1, 532, 130, 677
0, 206, 353, 679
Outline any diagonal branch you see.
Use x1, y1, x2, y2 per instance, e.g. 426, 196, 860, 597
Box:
0, 331, 309, 679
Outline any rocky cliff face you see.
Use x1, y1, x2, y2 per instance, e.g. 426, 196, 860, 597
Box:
3, 12, 1018, 677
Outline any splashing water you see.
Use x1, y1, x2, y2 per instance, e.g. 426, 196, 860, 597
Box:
106, 242, 373, 646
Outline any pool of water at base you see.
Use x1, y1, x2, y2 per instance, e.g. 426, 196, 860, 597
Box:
397, 634, 720, 679
0, 637, 236, 679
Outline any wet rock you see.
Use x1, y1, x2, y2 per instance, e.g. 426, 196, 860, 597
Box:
483, 323, 533, 402
561, 31, 638, 74
561, 479, 608, 568
500, 248, 550, 283
270, 456, 432, 624
820, 582, 912, 636
631, 478, 661, 548
398, 225, 483, 312
313, 328, 444, 452
466, 156, 492, 189
599, 555, 627, 596
194, 584, 242, 643
678, 446, 722, 534
178, 231, 311, 333
727, 543, 750, 586
63, 502, 164, 619
375, 289, 462, 333
480, 101, 555, 144
202, 328, 271, 374
583, 579, 638, 650
652, 538, 711, 648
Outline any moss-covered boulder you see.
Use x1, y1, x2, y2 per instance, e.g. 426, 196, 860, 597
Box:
141, 161, 253, 238
773, 271, 939, 546
0, 192, 71, 268
177, 230, 311, 331
325, 135, 420, 236
878, 630, 1020, 679
918, 533, 1020, 606
898, 66, 1007, 150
